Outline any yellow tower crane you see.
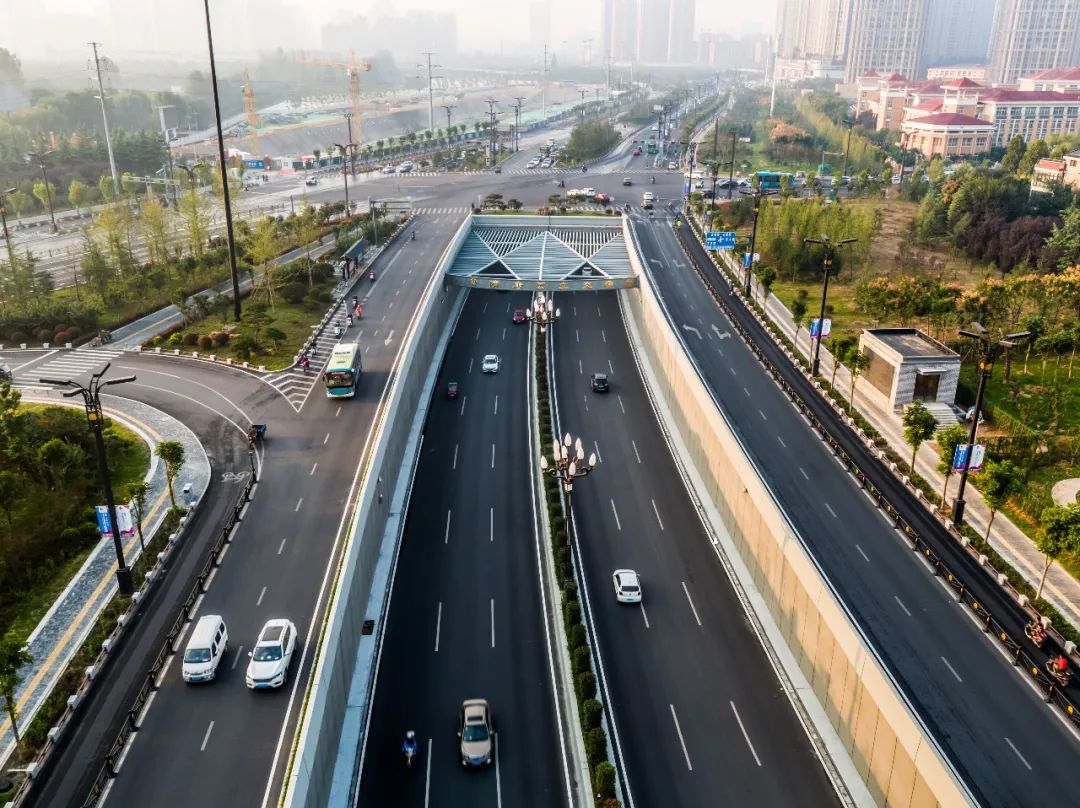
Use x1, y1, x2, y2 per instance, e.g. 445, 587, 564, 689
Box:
298, 50, 372, 152
241, 69, 260, 159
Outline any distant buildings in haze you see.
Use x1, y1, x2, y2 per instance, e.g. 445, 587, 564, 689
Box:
601, 0, 698, 65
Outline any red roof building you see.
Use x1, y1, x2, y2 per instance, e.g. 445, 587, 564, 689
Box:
1019, 67, 1080, 93
900, 113, 996, 158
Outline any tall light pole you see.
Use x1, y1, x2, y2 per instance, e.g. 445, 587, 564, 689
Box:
525, 291, 560, 332
344, 112, 357, 176
89, 42, 121, 197
443, 105, 455, 153
202, 0, 242, 321
578, 89, 588, 121
838, 117, 856, 190
0, 187, 16, 269
40, 365, 137, 596
739, 185, 778, 297
542, 44, 549, 121
952, 325, 1030, 525
26, 150, 58, 233
335, 142, 356, 211
803, 235, 858, 376
540, 433, 596, 516
418, 53, 442, 135
514, 95, 525, 151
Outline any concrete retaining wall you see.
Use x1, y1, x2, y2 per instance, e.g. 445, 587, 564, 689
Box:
282, 219, 473, 808
620, 220, 970, 808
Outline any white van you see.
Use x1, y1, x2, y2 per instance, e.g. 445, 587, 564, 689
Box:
182, 615, 228, 683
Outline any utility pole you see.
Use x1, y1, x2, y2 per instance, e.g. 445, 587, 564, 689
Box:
89, 42, 121, 197
579, 89, 588, 121
485, 99, 498, 167
511, 101, 522, 152
157, 105, 179, 206
27, 150, 58, 233
443, 105, 455, 152
605, 53, 613, 101
710, 119, 719, 210
202, 0, 242, 321
0, 188, 16, 269
727, 128, 738, 199
418, 52, 442, 135
542, 44, 549, 121
335, 143, 355, 210
344, 112, 356, 176
514, 96, 525, 151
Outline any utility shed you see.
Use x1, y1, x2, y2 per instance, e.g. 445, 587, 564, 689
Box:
857, 328, 960, 414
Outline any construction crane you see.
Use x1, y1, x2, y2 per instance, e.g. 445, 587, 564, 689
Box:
298, 50, 372, 150
241, 69, 260, 159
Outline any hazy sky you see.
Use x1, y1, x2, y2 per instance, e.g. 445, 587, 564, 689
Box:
2, 0, 776, 60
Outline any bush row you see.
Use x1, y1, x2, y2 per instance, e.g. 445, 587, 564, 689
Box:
534, 330, 620, 807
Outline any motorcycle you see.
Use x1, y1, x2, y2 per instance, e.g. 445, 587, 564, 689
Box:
411, 230, 416, 241
1046, 658, 1070, 687
369, 270, 376, 281
581, 165, 588, 173
1025, 621, 1047, 648
650, 176, 655, 184
404, 745, 416, 768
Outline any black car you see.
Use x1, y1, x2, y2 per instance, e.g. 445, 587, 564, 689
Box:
591, 373, 609, 393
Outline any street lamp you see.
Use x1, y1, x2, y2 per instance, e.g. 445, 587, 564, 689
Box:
1, 187, 17, 268
343, 113, 357, 176
540, 432, 597, 515
739, 185, 779, 297
335, 142, 356, 212
951, 324, 1030, 526
802, 235, 858, 376
525, 291, 560, 332
26, 150, 58, 233
40, 364, 137, 596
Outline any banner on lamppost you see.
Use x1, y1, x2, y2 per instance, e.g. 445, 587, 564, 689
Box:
809, 318, 832, 339
96, 504, 135, 540
952, 443, 986, 473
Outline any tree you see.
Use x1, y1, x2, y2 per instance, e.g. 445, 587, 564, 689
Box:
1001, 135, 1026, 173
0, 469, 28, 536
846, 345, 870, 407
1035, 504, 1080, 600
32, 181, 56, 214
178, 184, 210, 258
979, 459, 1025, 540
126, 480, 150, 551
934, 424, 968, 510
155, 440, 186, 510
6, 190, 32, 218
0, 634, 32, 745
247, 218, 282, 310
138, 198, 171, 268
1017, 139, 1050, 177
829, 335, 854, 386
901, 401, 938, 474
98, 175, 117, 201
36, 438, 87, 490
68, 179, 91, 214
790, 292, 808, 342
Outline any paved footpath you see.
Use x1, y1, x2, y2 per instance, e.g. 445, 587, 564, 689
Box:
725, 254, 1080, 632
0, 391, 210, 768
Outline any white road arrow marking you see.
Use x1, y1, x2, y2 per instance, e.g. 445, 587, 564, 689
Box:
682, 324, 702, 340
712, 324, 731, 340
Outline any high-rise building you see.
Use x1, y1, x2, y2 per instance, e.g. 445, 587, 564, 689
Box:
775, 0, 850, 61
609, 0, 639, 61
844, 0, 931, 83
636, 0, 670, 63
667, 0, 696, 63
602, 0, 614, 60
988, 0, 1080, 85
529, 2, 552, 53
921, 0, 994, 68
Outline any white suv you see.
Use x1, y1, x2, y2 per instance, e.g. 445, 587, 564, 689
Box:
481, 354, 501, 373
245, 619, 298, 689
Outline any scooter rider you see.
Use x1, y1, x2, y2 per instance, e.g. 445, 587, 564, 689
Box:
403, 730, 418, 763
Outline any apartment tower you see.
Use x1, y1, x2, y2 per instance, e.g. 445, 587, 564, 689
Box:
988, 0, 1080, 85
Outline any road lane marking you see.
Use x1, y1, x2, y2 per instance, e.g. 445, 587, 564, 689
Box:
200, 721, 215, 752
501, 327, 506, 341
295, 498, 303, 512
669, 705, 692, 771
490, 507, 494, 542
452, 444, 458, 470
776, 435, 786, 448
310, 462, 318, 476
257, 586, 266, 606
475, 328, 480, 341
632, 440, 642, 463
494, 395, 498, 416
277, 539, 287, 555
941, 656, 962, 683
758, 409, 767, 420
425, 738, 433, 806
384, 330, 395, 347
610, 499, 622, 531
490, 599, 496, 648
682, 581, 702, 626
323, 433, 330, 445
495, 732, 503, 808
608, 359, 614, 374
731, 701, 762, 767
799, 467, 809, 480
579, 359, 583, 375
460, 395, 467, 416
230, 646, 244, 670
743, 387, 750, 397
894, 596, 912, 616
855, 544, 870, 562
435, 602, 442, 652
729, 366, 736, 375
640, 604, 651, 629
576, 329, 580, 343
335, 406, 341, 417
445, 510, 452, 544
825, 503, 837, 518
601, 329, 607, 343
1005, 737, 1032, 770
491, 443, 495, 469
468, 358, 474, 375
594, 440, 602, 463
618, 395, 626, 414
651, 499, 664, 530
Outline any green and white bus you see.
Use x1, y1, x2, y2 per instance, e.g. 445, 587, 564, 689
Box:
324, 343, 362, 398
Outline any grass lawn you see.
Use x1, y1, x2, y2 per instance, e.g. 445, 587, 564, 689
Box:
0, 406, 150, 641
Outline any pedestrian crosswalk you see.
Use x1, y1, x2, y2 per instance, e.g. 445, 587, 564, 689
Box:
264, 303, 356, 409
14, 346, 126, 386
399, 167, 664, 178
411, 203, 623, 216
411, 207, 472, 216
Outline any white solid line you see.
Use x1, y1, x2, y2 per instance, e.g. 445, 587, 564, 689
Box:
295, 498, 303, 512
435, 602, 442, 653
310, 462, 318, 476
323, 432, 330, 445
452, 444, 458, 470
894, 595, 912, 617
494, 395, 499, 415
491, 442, 495, 469
200, 720, 215, 752
425, 738, 433, 807
669, 705, 693, 771
1004, 737, 1032, 770
277, 539, 286, 555
632, 440, 642, 464
855, 544, 870, 563
730, 701, 763, 767
799, 467, 809, 480
682, 582, 702, 626
495, 732, 503, 808
941, 656, 963, 683
257, 586, 266, 606
651, 499, 664, 530
640, 603, 651, 629
230, 646, 244, 670
825, 503, 837, 518
445, 510, 452, 544
610, 499, 622, 531
491, 598, 496, 648
777, 435, 786, 448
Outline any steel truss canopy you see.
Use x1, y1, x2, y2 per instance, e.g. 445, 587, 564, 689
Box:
444, 215, 638, 291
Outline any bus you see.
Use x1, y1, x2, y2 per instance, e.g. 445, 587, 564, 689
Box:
755, 171, 793, 190
647, 137, 658, 155
324, 343, 362, 398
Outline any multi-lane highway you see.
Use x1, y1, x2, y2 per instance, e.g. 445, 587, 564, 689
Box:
357, 292, 570, 807
632, 212, 1080, 806
550, 291, 840, 806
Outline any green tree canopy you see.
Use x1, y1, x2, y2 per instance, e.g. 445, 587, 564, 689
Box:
1035, 504, 1080, 600
901, 400, 938, 474
978, 459, 1025, 540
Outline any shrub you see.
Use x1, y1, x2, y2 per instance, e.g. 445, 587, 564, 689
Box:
8, 330, 27, 343
554, 528, 568, 548
36, 328, 52, 342
306, 288, 331, 306
567, 623, 587, 650
563, 599, 581, 626
167, 333, 184, 348
281, 282, 307, 304
53, 323, 70, 334
572, 645, 591, 675
197, 335, 214, 350
555, 547, 571, 578
575, 670, 596, 701
581, 698, 603, 731
183, 332, 199, 346
214, 332, 230, 347
67, 326, 82, 339
563, 580, 577, 602
152, 335, 164, 347
594, 762, 617, 799
584, 726, 606, 767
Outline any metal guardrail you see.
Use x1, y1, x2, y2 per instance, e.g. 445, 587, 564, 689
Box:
4, 475, 253, 807
668, 219, 1080, 728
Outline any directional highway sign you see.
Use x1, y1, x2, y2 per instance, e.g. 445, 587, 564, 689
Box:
706, 231, 737, 250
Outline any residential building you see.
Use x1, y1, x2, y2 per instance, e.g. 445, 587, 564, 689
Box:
529, 2, 551, 53
921, 0, 994, 68
1064, 149, 1080, 188
901, 112, 996, 157
1031, 158, 1067, 192
926, 65, 989, 82
988, 0, 1080, 85
1019, 67, 1080, 93
844, 0, 932, 83
775, 0, 851, 61
609, 0, 639, 61
636, 0, 671, 63
667, 0, 696, 63
978, 88, 1080, 146
775, 57, 847, 83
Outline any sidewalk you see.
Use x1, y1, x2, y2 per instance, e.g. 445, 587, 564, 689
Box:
721, 251, 1080, 631
0, 392, 211, 767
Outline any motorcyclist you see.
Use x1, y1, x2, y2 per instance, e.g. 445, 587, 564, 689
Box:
650, 175, 655, 184
300, 355, 310, 373
403, 730, 418, 762
346, 314, 353, 327
369, 270, 376, 281
1027, 620, 1046, 645
412, 230, 416, 241
1052, 654, 1069, 675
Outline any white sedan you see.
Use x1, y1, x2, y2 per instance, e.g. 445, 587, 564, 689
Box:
613, 569, 642, 603
481, 354, 501, 373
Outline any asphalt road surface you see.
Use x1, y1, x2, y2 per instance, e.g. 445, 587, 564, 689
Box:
550, 291, 839, 807
356, 291, 568, 807
632, 212, 1080, 806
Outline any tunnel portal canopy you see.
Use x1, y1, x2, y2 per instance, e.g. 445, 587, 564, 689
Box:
444, 215, 638, 291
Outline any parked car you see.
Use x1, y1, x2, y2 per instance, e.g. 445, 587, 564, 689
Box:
458, 699, 494, 767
